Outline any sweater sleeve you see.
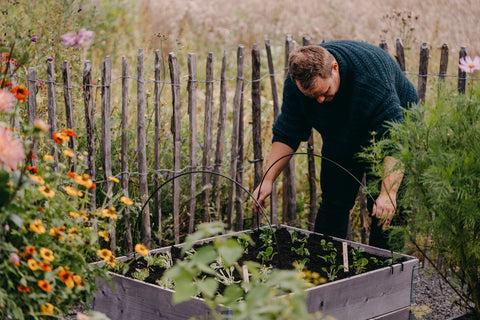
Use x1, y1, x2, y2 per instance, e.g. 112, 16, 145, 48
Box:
272, 75, 313, 151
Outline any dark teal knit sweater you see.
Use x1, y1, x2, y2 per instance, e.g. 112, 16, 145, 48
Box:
272, 40, 418, 159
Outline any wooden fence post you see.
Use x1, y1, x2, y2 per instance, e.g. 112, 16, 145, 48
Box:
417, 42, 429, 102
439, 43, 449, 81
153, 50, 163, 243
27, 67, 37, 167
137, 49, 151, 248
62, 61, 76, 172
187, 53, 198, 234
251, 43, 263, 228
8, 62, 19, 134
47, 62, 59, 173
202, 52, 214, 222
283, 35, 297, 226
227, 45, 245, 230
121, 56, 133, 252
303, 36, 317, 231
212, 50, 228, 221
101, 56, 115, 253
395, 38, 406, 72
458, 47, 467, 94
235, 86, 245, 230
83, 61, 96, 212
379, 40, 389, 53
169, 52, 182, 244
264, 39, 279, 225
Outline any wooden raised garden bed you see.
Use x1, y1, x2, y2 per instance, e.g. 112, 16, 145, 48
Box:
92, 225, 419, 319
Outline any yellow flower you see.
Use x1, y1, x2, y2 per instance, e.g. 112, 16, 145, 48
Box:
40, 248, 55, 262
40, 303, 54, 315
27, 258, 38, 271
75, 173, 93, 188
98, 230, 109, 242
135, 244, 149, 256
120, 196, 134, 206
97, 248, 113, 260
68, 227, 79, 238
73, 274, 83, 286
65, 186, 78, 196
101, 207, 118, 220
43, 154, 54, 162
81, 214, 89, 221
29, 220, 46, 234
108, 176, 120, 183
63, 149, 75, 157
38, 186, 55, 197
30, 175, 45, 185
78, 191, 84, 197
69, 211, 80, 219
105, 255, 116, 268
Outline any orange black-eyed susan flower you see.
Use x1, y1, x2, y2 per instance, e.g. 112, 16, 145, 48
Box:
72, 274, 83, 286
105, 255, 116, 268
74, 173, 93, 188
63, 149, 75, 158
101, 207, 118, 220
97, 248, 113, 260
135, 244, 149, 256
17, 285, 30, 293
27, 166, 38, 174
39, 262, 52, 272
52, 131, 70, 144
61, 128, 77, 137
121, 196, 134, 205
43, 154, 54, 161
27, 259, 39, 271
28, 220, 46, 234
98, 230, 109, 242
65, 186, 78, 196
10, 85, 29, 102
38, 280, 52, 292
38, 186, 55, 197
108, 176, 120, 183
40, 248, 55, 262
67, 171, 76, 179
25, 245, 37, 255
40, 302, 54, 315
30, 174, 45, 185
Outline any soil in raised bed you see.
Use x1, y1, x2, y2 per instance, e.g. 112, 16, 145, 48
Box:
121, 227, 402, 291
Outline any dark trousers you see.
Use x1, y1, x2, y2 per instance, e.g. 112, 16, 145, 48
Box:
313, 156, 390, 249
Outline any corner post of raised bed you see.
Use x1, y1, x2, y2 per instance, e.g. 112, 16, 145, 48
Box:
101, 56, 116, 252
283, 35, 297, 225
264, 39, 279, 225
121, 56, 133, 252
212, 50, 228, 221
251, 43, 263, 228
26, 67, 38, 167
302, 36, 317, 231
62, 60, 77, 172
187, 53, 198, 234
47, 62, 59, 173
153, 50, 163, 243
169, 52, 182, 243
202, 52, 214, 223
417, 42, 429, 103
137, 48, 151, 248
457, 46, 467, 94
227, 45, 245, 230
83, 61, 96, 212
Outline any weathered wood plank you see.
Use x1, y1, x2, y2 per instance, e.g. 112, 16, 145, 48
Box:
264, 38, 279, 225
235, 84, 245, 231
121, 56, 133, 252
379, 39, 389, 53
101, 56, 115, 253
27, 67, 37, 167
153, 50, 163, 243
458, 46, 467, 94
62, 60, 76, 172
417, 42, 429, 102
251, 43, 262, 228
227, 45, 245, 230
169, 52, 182, 244
212, 50, 228, 221
395, 38, 406, 72
83, 61, 96, 211
187, 53, 198, 234
202, 52, 214, 223
439, 43, 449, 81
47, 62, 59, 173
137, 49, 151, 248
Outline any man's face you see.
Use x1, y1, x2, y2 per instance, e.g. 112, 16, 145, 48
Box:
295, 61, 340, 104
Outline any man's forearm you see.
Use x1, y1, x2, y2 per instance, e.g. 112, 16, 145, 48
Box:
262, 141, 295, 184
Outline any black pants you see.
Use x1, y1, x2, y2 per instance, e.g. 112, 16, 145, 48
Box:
313, 156, 391, 249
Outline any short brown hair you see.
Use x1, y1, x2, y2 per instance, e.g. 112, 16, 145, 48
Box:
288, 45, 334, 90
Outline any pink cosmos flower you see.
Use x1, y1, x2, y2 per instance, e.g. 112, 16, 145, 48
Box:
61, 28, 94, 48
9, 253, 20, 267
0, 126, 25, 170
0, 89, 16, 113
34, 118, 50, 133
458, 56, 480, 73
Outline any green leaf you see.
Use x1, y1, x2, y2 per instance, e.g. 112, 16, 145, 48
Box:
172, 278, 197, 304
215, 284, 243, 306
217, 239, 243, 266
196, 278, 218, 299
7, 213, 24, 228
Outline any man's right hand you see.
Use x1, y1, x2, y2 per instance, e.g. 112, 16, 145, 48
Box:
252, 181, 273, 214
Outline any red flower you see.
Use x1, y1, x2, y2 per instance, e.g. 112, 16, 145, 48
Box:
27, 166, 38, 174
61, 128, 77, 137
10, 85, 29, 102
17, 285, 30, 293
67, 171, 76, 179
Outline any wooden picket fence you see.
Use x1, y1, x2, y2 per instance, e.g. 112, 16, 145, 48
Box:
11, 35, 475, 252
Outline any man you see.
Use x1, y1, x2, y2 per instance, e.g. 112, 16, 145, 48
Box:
253, 40, 418, 249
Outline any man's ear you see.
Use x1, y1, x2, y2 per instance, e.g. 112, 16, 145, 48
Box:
332, 61, 339, 71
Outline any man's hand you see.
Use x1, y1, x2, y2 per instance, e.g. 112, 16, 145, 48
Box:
372, 193, 396, 229
252, 182, 273, 214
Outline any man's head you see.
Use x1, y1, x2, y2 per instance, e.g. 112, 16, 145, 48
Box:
289, 45, 340, 103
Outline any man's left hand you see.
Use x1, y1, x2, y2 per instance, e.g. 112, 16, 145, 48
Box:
372, 193, 396, 229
